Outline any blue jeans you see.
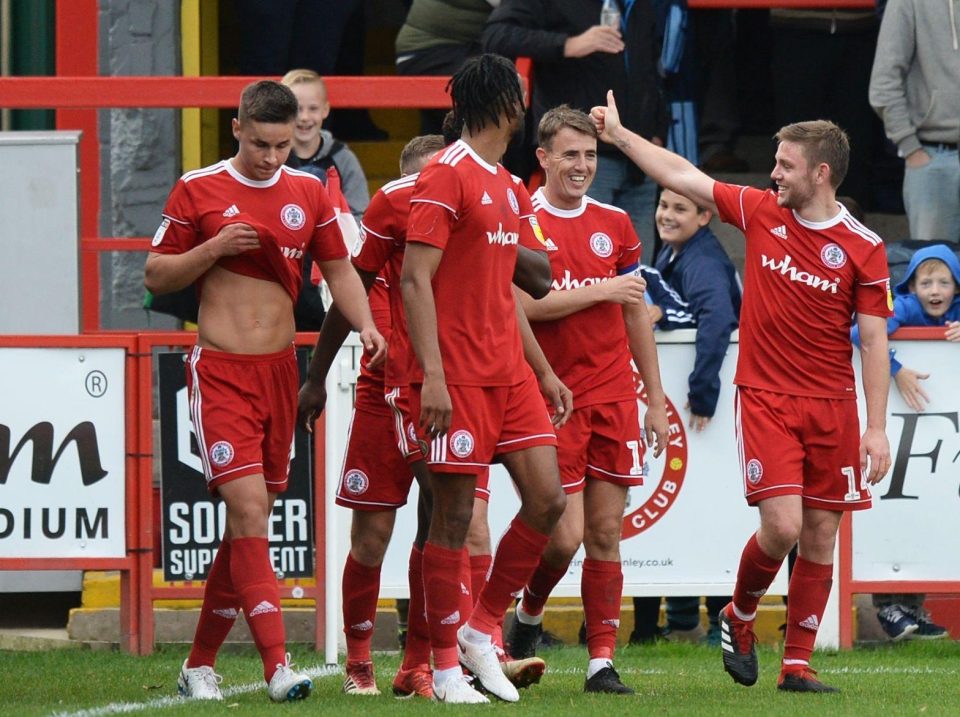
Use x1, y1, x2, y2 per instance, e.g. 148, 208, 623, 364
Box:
903, 144, 960, 242
587, 154, 658, 265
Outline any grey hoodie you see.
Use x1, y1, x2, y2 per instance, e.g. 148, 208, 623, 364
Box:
869, 0, 960, 157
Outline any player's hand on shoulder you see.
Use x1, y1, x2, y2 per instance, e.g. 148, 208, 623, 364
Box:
860, 426, 891, 485
211, 221, 260, 257
644, 402, 670, 458
296, 378, 327, 433
603, 274, 645, 305
893, 366, 930, 412
360, 327, 387, 369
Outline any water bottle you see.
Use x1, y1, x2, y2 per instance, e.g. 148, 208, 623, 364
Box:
600, 0, 621, 29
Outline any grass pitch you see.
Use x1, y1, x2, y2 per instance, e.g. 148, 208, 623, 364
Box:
3, 641, 959, 717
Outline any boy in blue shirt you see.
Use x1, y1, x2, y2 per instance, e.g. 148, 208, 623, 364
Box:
852, 243, 960, 640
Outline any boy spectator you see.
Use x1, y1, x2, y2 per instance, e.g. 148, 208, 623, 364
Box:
852, 243, 960, 641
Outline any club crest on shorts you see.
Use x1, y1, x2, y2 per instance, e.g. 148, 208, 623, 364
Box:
589, 232, 613, 258
449, 430, 475, 459
506, 188, 520, 215
820, 242, 846, 269
280, 203, 306, 231
209, 441, 235, 467
746, 458, 764, 485
343, 469, 369, 495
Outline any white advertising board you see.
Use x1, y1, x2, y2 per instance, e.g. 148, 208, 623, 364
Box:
0, 348, 126, 558
853, 338, 960, 582
326, 332, 789, 599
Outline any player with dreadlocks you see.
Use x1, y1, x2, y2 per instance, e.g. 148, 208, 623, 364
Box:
401, 53, 568, 704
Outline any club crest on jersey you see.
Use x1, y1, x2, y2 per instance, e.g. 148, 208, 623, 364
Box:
820, 242, 847, 269
407, 423, 418, 444
152, 218, 170, 247
280, 203, 306, 231
209, 441, 235, 467
506, 188, 520, 215
343, 469, 369, 495
450, 430, 475, 459
589, 232, 614, 258
746, 459, 763, 485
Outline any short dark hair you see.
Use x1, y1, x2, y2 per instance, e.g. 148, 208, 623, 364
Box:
775, 120, 850, 189
441, 110, 461, 145
238, 80, 299, 125
447, 54, 523, 135
537, 105, 597, 150
399, 134, 445, 174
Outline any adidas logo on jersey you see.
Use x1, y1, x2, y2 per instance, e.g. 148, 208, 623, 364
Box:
770, 225, 787, 240
440, 610, 461, 625
761, 253, 839, 293
212, 608, 238, 619
481, 191, 493, 205
350, 620, 374, 632
460, 582, 470, 595
799, 614, 820, 631
248, 600, 279, 617
222, 204, 240, 218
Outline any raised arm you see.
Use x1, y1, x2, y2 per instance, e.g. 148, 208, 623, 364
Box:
592, 91, 716, 212
857, 313, 892, 484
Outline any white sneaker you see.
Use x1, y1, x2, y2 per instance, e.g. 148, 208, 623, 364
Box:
177, 660, 223, 701
267, 654, 313, 702
457, 626, 519, 702
433, 673, 490, 704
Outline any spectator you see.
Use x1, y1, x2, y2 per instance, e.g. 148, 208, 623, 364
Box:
280, 69, 370, 221
852, 243, 959, 641
870, 1, 960, 241
483, 0, 670, 265
395, 0, 498, 134
770, 7, 884, 210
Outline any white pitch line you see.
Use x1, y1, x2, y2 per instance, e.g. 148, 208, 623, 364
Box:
49, 664, 340, 717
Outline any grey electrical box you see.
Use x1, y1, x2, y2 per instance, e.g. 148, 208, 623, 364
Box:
0, 131, 82, 334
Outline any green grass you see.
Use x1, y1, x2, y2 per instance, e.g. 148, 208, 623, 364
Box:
2, 641, 959, 717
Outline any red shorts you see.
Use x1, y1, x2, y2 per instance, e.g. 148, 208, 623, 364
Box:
185, 345, 297, 494
474, 466, 492, 502
735, 386, 871, 511
556, 399, 645, 494
337, 405, 415, 511
385, 385, 427, 463
410, 372, 557, 476
355, 373, 391, 417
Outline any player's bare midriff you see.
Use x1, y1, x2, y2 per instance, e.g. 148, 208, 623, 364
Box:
196, 265, 295, 354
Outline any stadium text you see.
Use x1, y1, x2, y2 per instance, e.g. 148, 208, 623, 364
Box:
0, 506, 107, 540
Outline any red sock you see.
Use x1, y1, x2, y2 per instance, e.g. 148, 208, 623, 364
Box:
230, 537, 286, 682
470, 554, 492, 606
521, 560, 568, 617
582, 558, 623, 661
342, 553, 381, 664
732, 533, 783, 618
459, 549, 474, 626
402, 545, 431, 670
188, 539, 239, 668
783, 556, 833, 668
469, 518, 549, 635
423, 541, 464, 670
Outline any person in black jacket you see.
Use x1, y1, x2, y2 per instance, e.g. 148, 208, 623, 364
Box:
483, 0, 669, 264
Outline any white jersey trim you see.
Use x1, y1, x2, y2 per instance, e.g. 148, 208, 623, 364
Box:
792, 203, 847, 231
280, 165, 324, 184
360, 222, 397, 242
223, 159, 283, 188
410, 197, 459, 218
382, 173, 419, 193
182, 161, 229, 183
839, 214, 883, 246
442, 139, 499, 175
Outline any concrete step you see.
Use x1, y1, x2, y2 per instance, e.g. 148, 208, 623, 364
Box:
0, 627, 85, 651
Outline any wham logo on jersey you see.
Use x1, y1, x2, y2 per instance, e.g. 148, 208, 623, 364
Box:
280, 203, 306, 231
552, 270, 610, 291
486, 223, 520, 246
281, 245, 304, 260
770, 225, 788, 240
760, 253, 839, 293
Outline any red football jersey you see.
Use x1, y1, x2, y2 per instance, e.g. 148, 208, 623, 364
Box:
529, 189, 641, 406
152, 160, 346, 303
406, 141, 541, 387
713, 183, 892, 399
354, 173, 418, 388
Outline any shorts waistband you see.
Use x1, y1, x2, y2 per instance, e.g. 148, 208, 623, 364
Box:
191, 344, 295, 364
921, 141, 958, 152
